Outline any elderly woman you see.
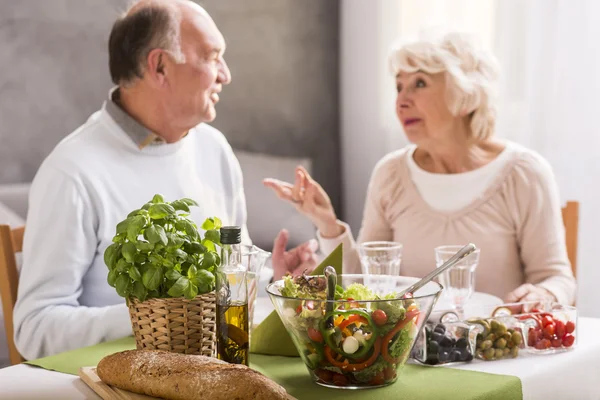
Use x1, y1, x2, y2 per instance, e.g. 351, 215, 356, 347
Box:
264, 33, 576, 305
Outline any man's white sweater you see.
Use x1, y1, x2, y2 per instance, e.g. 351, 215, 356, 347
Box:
13, 99, 250, 360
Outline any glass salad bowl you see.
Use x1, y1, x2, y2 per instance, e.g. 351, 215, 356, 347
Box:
266, 274, 442, 389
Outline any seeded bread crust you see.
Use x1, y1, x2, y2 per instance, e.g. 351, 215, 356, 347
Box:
96, 350, 289, 400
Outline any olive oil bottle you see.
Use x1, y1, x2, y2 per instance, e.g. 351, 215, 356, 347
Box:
216, 226, 249, 365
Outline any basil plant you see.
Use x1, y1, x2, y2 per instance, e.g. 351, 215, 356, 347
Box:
104, 194, 222, 302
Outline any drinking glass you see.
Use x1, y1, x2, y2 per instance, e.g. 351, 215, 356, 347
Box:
435, 245, 480, 319
358, 241, 403, 295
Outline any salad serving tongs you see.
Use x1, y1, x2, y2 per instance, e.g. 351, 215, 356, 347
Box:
396, 243, 477, 299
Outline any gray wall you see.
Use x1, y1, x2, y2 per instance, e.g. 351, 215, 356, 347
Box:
0, 0, 341, 213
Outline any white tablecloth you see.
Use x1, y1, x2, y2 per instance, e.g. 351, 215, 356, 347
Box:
1, 306, 599, 400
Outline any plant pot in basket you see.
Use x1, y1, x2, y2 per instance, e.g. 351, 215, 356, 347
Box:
104, 194, 224, 357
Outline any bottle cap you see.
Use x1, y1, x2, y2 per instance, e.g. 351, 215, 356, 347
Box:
220, 226, 241, 245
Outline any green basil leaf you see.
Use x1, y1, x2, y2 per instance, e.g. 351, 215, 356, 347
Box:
142, 266, 163, 291
132, 281, 148, 302
128, 265, 142, 282
167, 276, 189, 297
145, 225, 168, 246
142, 202, 152, 210
201, 218, 215, 231
167, 232, 185, 249
201, 239, 216, 252
149, 254, 162, 265
204, 229, 221, 244
187, 265, 198, 279
136, 241, 154, 252
171, 200, 190, 212
152, 194, 165, 204
173, 248, 187, 261
181, 220, 199, 240
121, 242, 137, 263
148, 203, 175, 220
116, 258, 129, 272
116, 217, 133, 235
104, 243, 121, 269
201, 252, 216, 269
115, 274, 132, 297
127, 209, 141, 218
112, 235, 125, 243
127, 215, 146, 242
184, 242, 206, 255
184, 282, 198, 299
212, 217, 222, 230
166, 269, 182, 281
192, 270, 215, 293
107, 269, 119, 287
180, 198, 199, 207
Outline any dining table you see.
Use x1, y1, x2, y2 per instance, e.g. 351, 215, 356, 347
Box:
1, 296, 600, 400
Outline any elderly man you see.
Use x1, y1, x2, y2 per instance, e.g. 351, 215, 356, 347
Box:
13, 0, 318, 360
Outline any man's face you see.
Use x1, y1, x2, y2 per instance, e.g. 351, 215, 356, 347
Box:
165, 10, 231, 126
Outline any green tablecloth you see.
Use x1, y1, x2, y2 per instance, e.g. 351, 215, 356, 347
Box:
25, 337, 522, 400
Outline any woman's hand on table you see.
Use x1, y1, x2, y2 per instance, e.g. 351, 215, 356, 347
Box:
504, 283, 557, 304
271, 229, 319, 281
263, 166, 344, 238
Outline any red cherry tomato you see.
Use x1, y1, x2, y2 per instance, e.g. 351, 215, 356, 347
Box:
555, 320, 566, 339
308, 327, 324, 343
372, 309, 388, 326
383, 366, 397, 381
565, 321, 575, 334
542, 316, 554, 328
543, 324, 555, 339
562, 334, 575, 347
332, 373, 349, 386
296, 305, 302, 314
369, 371, 385, 386
528, 329, 539, 346
551, 338, 563, 348
535, 339, 551, 350
315, 369, 333, 383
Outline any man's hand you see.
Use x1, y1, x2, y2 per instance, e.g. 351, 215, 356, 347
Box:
504, 283, 557, 304
271, 229, 319, 281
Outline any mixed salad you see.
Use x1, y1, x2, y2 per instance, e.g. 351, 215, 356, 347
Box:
278, 275, 421, 387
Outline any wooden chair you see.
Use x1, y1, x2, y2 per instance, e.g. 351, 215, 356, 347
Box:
561, 201, 579, 278
0, 224, 25, 364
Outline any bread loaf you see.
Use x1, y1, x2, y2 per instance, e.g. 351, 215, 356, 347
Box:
96, 350, 289, 400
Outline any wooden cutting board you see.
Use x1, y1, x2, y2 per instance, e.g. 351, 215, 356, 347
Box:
79, 367, 159, 400
79, 366, 298, 400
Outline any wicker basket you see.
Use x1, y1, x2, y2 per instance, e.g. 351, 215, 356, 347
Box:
127, 292, 217, 357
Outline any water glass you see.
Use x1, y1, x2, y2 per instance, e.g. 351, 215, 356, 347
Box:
358, 241, 403, 295
434, 245, 480, 319
240, 245, 271, 330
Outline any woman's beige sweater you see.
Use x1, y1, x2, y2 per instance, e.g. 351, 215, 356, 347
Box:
319, 144, 576, 305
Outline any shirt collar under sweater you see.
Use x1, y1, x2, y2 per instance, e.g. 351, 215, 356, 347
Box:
103, 87, 190, 151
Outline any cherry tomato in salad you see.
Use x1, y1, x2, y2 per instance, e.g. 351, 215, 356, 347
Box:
383, 366, 397, 381
369, 371, 385, 386
372, 309, 388, 326
562, 334, 575, 347
542, 316, 554, 328
565, 321, 575, 334
543, 324, 555, 339
555, 320, 566, 339
332, 373, 349, 386
295, 305, 302, 315
315, 369, 333, 383
308, 327, 324, 343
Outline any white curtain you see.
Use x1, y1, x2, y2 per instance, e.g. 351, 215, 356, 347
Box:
340, 0, 600, 316
494, 0, 600, 317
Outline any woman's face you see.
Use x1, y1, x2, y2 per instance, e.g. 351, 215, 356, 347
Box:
395, 71, 462, 146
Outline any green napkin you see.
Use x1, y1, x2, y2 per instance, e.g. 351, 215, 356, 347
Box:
251, 355, 522, 400
26, 336, 522, 400
249, 243, 343, 357
25, 336, 136, 375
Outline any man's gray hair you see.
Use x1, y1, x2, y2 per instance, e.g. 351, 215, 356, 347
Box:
108, 2, 186, 87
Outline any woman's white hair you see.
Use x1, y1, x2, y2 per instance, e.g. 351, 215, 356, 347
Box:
388, 32, 500, 141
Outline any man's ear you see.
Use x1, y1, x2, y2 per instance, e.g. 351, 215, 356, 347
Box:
146, 49, 167, 85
